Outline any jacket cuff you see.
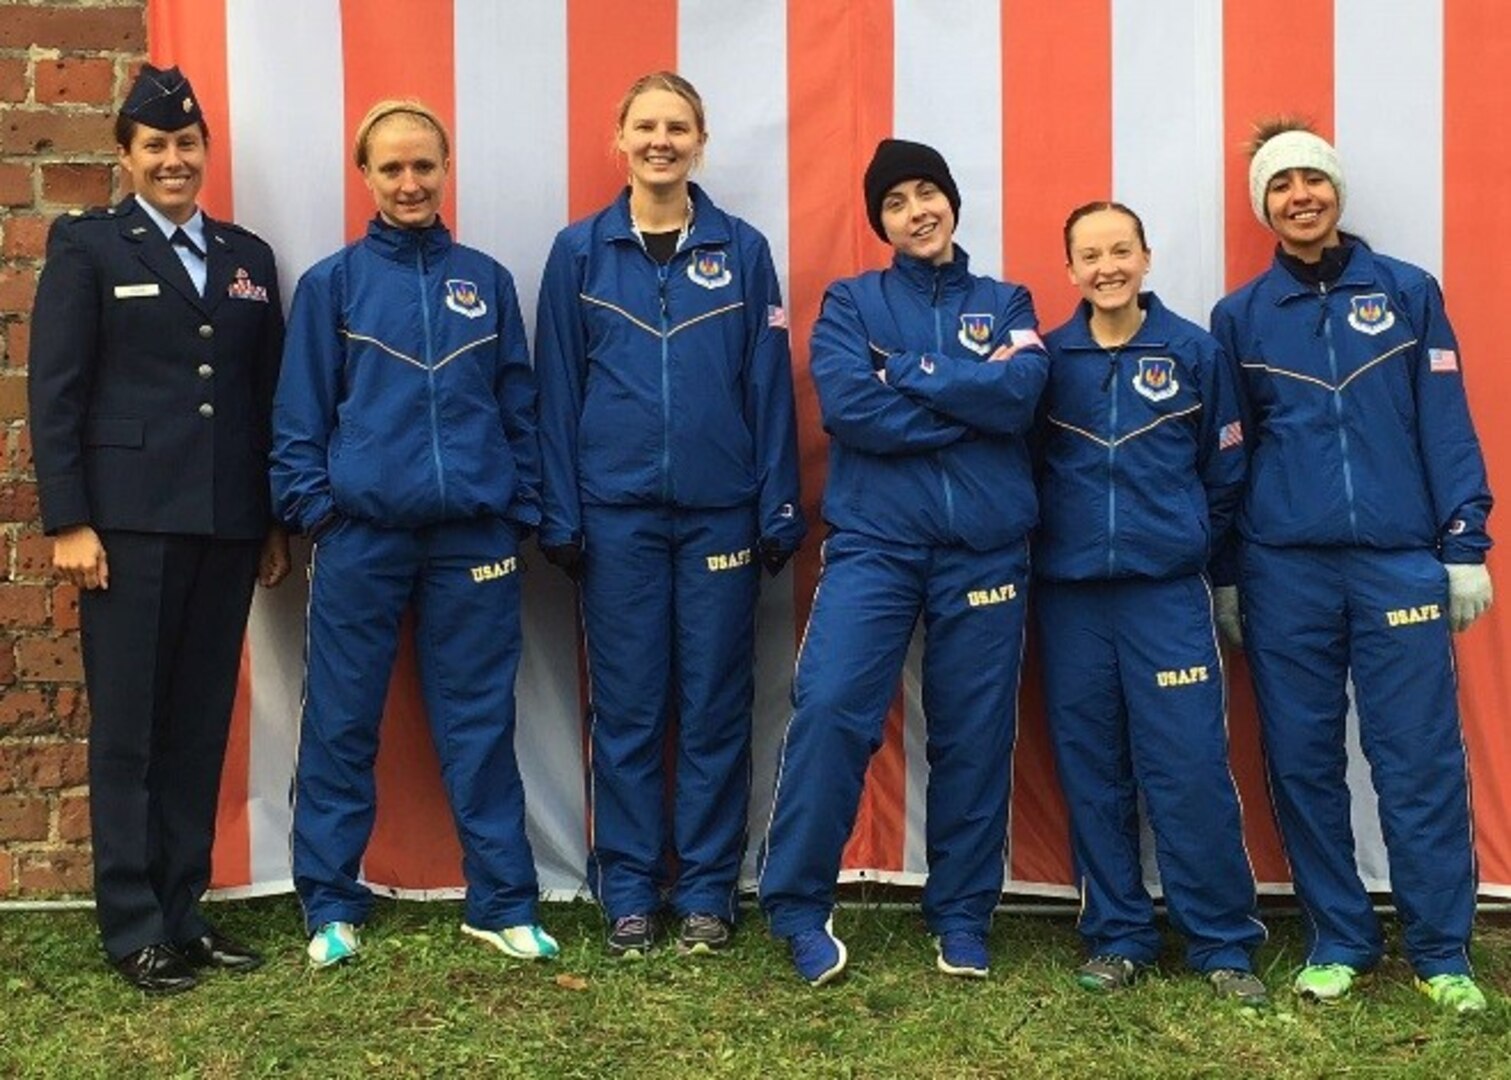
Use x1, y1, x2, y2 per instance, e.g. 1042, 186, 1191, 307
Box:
39, 477, 92, 537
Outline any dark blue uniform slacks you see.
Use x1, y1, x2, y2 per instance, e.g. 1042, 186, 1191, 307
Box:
82, 531, 260, 961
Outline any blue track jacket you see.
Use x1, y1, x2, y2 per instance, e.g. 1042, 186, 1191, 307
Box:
271, 217, 540, 533
812, 248, 1048, 551
1037, 293, 1245, 581
1211, 243, 1491, 564
534, 184, 805, 551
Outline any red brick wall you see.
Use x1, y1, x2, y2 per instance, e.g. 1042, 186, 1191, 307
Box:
0, 0, 146, 896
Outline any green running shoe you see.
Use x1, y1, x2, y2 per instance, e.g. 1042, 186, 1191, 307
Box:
1416, 973, 1487, 1014
307, 921, 359, 969
461, 923, 561, 960
1293, 963, 1361, 1003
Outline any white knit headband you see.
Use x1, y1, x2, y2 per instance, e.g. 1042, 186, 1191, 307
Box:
1248, 130, 1346, 225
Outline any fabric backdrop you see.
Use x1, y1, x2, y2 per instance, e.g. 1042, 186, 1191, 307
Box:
141, 0, 1511, 902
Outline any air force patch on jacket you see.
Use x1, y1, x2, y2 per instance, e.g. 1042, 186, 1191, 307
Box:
444, 279, 488, 319
1133, 356, 1179, 402
957, 313, 994, 355
1347, 293, 1395, 335
688, 249, 732, 289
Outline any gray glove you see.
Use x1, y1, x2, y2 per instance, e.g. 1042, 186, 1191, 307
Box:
1445, 563, 1493, 633
1213, 585, 1243, 648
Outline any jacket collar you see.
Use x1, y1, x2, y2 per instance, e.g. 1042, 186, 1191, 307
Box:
115, 194, 238, 313
602, 182, 732, 249
115, 193, 238, 251
889, 245, 972, 295
1054, 292, 1173, 352
1270, 234, 1376, 302
363, 214, 453, 263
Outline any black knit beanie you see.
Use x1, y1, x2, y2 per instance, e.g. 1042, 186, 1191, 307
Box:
863, 138, 961, 242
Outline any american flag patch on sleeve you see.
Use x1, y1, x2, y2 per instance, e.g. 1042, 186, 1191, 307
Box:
1008, 328, 1043, 349
1218, 421, 1244, 450
1429, 347, 1458, 373
767, 304, 788, 329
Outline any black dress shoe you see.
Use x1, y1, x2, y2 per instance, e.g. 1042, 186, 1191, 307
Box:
177, 928, 264, 973
112, 944, 198, 994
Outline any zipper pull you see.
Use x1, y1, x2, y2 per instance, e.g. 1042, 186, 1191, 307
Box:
1101, 353, 1117, 392
1314, 281, 1328, 336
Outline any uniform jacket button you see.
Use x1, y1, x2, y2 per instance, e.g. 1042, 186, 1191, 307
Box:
198, 364, 214, 378
198, 324, 214, 338
198, 402, 215, 418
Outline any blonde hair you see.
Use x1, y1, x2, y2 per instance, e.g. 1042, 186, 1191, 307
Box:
614, 71, 707, 136
353, 99, 451, 169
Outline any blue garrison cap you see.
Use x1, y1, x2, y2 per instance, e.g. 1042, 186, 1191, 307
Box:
122, 64, 203, 132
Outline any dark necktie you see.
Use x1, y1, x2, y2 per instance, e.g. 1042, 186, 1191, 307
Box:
171, 227, 205, 260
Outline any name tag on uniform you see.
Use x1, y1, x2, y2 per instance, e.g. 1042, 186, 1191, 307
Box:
113, 284, 161, 299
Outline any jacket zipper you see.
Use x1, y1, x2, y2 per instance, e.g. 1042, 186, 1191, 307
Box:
1319, 283, 1358, 541
930, 269, 957, 533
1106, 349, 1119, 576
418, 241, 446, 514
658, 263, 672, 503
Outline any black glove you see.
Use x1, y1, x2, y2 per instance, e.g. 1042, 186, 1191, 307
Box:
542, 540, 585, 582
758, 536, 794, 577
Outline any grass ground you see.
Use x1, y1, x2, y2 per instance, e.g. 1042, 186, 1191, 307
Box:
3, 897, 1510, 1078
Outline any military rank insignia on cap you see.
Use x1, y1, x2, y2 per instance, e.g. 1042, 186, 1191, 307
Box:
122, 64, 203, 132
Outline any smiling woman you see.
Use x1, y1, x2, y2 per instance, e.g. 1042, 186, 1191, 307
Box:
1035, 200, 1266, 1004
615, 80, 706, 201
27, 63, 289, 994
758, 138, 1047, 987
534, 70, 806, 961
1210, 120, 1495, 1014
117, 124, 207, 225
354, 100, 451, 230
270, 97, 559, 973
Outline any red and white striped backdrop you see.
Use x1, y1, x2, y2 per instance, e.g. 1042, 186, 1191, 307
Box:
144, 0, 1511, 900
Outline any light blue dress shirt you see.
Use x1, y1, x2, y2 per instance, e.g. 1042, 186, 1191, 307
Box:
137, 198, 207, 297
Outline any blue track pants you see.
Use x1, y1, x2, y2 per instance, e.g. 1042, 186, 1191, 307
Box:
581, 503, 759, 922
293, 516, 539, 932
759, 531, 1029, 938
1240, 543, 1474, 977
1037, 575, 1264, 972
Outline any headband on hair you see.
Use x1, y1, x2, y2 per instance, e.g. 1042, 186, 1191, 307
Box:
1248, 130, 1346, 225
353, 101, 450, 167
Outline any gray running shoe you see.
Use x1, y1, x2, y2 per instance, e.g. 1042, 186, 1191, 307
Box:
1208, 967, 1270, 1009
677, 913, 732, 955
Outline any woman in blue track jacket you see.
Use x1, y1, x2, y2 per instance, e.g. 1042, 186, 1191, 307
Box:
1037, 202, 1265, 1006
1211, 120, 1494, 1013
272, 100, 557, 969
534, 72, 805, 958
758, 139, 1046, 985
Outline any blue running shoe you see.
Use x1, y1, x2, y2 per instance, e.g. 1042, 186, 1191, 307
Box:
789, 919, 847, 986
936, 930, 990, 978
